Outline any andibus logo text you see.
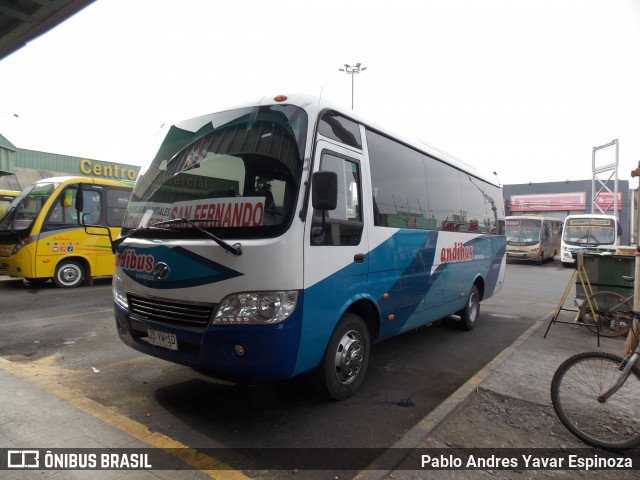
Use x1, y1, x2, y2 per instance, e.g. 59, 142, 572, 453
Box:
440, 242, 474, 264
116, 248, 154, 273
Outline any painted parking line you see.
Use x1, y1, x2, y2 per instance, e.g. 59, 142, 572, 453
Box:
0, 356, 250, 480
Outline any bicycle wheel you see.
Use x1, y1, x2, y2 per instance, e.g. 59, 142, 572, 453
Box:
550, 351, 640, 450
579, 291, 632, 337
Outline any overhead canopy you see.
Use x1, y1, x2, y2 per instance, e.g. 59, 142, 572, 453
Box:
0, 0, 95, 61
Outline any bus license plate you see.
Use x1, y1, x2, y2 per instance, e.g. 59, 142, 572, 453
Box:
147, 329, 178, 351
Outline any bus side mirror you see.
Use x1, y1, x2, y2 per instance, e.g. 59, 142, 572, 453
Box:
63, 189, 73, 207
312, 171, 338, 211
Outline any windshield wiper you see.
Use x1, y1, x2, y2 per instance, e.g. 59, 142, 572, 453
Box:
173, 217, 242, 256
111, 219, 180, 252
113, 218, 242, 256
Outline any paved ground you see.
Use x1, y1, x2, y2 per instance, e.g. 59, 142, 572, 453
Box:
1, 273, 639, 479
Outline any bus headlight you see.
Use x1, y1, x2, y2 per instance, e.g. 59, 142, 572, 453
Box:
112, 274, 129, 310
213, 291, 298, 325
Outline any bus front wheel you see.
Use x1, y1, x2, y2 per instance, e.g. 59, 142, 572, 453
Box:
54, 260, 85, 288
313, 313, 371, 401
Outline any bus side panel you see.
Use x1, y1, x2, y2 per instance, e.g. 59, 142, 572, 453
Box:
294, 229, 506, 375
295, 247, 371, 376
93, 228, 122, 276
369, 230, 504, 338
367, 229, 440, 340
33, 227, 113, 278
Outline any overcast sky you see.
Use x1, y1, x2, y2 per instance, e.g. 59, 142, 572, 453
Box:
0, 0, 639, 186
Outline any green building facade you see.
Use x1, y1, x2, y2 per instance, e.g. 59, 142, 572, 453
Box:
0, 132, 140, 191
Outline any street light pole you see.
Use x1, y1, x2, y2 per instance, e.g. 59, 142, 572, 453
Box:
339, 63, 366, 109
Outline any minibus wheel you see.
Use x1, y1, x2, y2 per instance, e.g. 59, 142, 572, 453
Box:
53, 260, 84, 288
456, 285, 480, 331
313, 313, 370, 400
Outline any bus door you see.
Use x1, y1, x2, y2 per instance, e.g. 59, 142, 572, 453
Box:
303, 140, 368, 336
36, 183, 105, 278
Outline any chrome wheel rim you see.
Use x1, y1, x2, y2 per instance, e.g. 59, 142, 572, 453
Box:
333, 329, 364, 385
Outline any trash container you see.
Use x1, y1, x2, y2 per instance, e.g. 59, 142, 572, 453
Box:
575, 251, 634, 304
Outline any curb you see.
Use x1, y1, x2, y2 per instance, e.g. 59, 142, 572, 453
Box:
353, 315, 547, 480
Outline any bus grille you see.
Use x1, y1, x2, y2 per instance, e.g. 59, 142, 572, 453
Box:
128, 294, 215, 330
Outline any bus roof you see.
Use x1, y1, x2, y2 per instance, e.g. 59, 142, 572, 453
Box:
181, 93, 498, 187
32, 176, 133, 188
506, 214, 563, 220
564, 213, 617, 221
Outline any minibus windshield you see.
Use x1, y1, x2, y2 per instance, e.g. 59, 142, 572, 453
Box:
506, 218, 542, 246
0, 182, 57, 232
123, 104, 307, 240
562, 218, 615, 246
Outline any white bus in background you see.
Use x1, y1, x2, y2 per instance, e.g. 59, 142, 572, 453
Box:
506, 215, 562, 264
560, 214, 620, 268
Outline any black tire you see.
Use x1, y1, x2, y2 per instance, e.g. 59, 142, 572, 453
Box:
550, 351, 640, 450
579, 291, 632, 337
456, 285, 480, 331
53, 260, 84, 288
313, 313, 370, 401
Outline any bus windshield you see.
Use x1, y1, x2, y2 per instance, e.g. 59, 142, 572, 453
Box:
506, 218, 542, 246
562, 218, 615, 246
122, 104, 308, 239
0, 182, 57, 233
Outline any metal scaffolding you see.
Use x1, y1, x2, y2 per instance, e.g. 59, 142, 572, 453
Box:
592, 139, 619, 215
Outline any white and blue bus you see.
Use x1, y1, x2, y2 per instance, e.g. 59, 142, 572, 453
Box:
108, 94, 506, 400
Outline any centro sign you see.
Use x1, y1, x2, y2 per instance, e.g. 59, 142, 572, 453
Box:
80, 159, 138, 181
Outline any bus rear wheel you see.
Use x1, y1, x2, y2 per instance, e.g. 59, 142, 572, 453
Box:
53, 260, 85, 288
313, 313, 370, 401
456, 285, 480, 331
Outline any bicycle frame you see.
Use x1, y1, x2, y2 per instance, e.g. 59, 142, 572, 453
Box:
599, 318, 640, 402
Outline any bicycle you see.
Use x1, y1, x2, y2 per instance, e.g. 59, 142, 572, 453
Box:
550, 312, 640, 450
578, 276, 635, 337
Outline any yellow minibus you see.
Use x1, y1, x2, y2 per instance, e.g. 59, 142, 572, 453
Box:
0, 176, 132, 287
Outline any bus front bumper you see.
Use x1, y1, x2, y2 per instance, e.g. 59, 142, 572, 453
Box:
506, 249, 538, 261
114, 300, 304, 382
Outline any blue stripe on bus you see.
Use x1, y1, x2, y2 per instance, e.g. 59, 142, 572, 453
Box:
118, 245, 243, 289
294, 231, 505, 375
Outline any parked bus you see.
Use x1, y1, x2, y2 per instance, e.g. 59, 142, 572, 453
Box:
0, 189, 19, 218
107, 94, 506, 400
560, 214, 619, 268
0, 176, 132, 287
505, 215, 562, 264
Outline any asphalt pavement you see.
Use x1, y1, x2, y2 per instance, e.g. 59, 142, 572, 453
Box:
0, 273, 636, 479
354, 314, 635, 480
